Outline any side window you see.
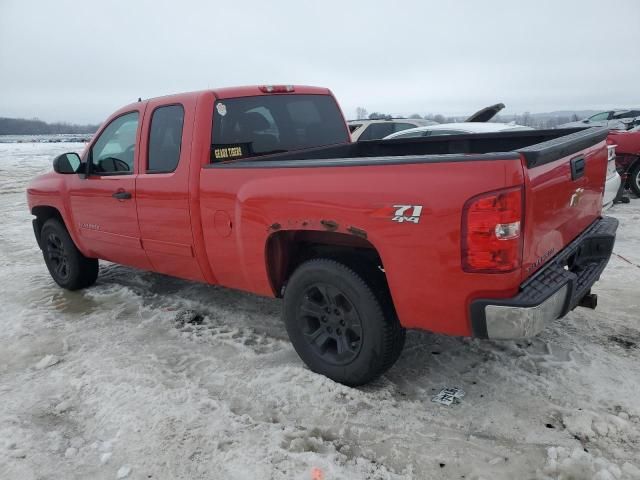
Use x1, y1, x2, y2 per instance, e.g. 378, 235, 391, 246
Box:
612, 110, 639, 119
147, 105, 185, 173
90, 112, 139, 174
587, 112, 610, 122
393, 123, 417, 133
348, 123, 362, 133
359, 123, 395, 140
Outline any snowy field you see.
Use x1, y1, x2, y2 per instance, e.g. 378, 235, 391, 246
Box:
0, 142, 639, 480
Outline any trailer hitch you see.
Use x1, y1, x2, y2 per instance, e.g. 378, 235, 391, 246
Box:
578, 291, 598, 309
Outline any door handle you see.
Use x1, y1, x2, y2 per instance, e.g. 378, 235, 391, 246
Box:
112, 191, 132, 200
570, 156, 585, 180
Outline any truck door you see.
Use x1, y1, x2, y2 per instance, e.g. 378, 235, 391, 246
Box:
68, 109, 152, 270
135, 98, 205, 282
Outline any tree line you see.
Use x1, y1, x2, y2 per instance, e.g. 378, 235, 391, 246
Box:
355, 107, 583, 129
0, 117, 99, 135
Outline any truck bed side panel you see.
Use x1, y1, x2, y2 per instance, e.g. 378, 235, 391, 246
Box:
199, 157, 524, 336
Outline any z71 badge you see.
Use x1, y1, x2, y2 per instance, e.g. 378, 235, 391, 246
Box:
392, 205, 423, 223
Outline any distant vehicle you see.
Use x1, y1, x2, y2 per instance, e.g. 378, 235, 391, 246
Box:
604, 144, 622, 209
559, 110, 640, 130
348, 102, 507, 141
608, 129, 640, 196
348, 118, 437, 141
383, 122, 534, 139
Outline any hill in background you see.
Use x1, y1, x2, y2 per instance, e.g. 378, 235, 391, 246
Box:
0, 117, 99, 135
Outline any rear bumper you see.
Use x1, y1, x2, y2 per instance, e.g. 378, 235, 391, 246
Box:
470, 216, 618, 339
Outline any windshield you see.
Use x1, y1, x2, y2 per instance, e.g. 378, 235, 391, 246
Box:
211, 94, 348, 162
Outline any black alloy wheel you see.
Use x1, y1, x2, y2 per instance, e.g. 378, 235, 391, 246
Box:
298, 282, 363, 365
45, 231, 70, 281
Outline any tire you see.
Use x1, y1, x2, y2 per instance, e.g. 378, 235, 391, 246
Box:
283, 258, 406, 386
630, 162, 640, 197
40, 218, 99, 290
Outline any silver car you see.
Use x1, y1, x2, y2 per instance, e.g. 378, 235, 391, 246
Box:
559, 110, 640, 130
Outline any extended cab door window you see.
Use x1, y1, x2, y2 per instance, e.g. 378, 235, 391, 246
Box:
90, 112, 139, 175
147, 104, 185, 173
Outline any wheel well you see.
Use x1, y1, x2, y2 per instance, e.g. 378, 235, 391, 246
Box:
266, 230, 389, 299
31, 206, 65, 247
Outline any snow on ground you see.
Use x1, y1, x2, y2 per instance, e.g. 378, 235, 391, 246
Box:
0, 142, 639, 480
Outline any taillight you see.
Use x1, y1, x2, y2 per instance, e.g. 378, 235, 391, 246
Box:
259, 85, 295, 93
462, 186, 523, 273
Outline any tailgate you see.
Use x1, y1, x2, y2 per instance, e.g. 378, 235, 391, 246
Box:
518, 127, 610, 280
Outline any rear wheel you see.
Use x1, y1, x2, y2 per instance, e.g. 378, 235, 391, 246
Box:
630, 163, 640, 196
283, 258, 405, 386
40, 219, 99, 290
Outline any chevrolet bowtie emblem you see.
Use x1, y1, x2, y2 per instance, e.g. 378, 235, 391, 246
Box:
570, 187, 585, 207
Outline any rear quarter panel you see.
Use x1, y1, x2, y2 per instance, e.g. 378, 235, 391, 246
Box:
199, 157, 525, 336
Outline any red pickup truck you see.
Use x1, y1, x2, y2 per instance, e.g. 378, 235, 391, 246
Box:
27, 85, 618, 385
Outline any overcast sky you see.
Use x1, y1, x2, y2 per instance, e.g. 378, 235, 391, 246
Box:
1, 0, 639, 124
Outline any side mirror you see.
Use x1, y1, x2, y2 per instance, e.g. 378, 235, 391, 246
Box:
582, 119, 589, 123
53, 152, 82, 174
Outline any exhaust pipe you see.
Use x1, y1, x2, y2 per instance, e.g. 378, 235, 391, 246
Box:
578, 292, 598, 309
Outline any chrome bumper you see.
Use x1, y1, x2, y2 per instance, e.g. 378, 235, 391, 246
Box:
470, 216, 618, 340
484, 285, 568, 339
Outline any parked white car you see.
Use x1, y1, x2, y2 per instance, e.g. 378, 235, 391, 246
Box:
604, 145, 621, 210
348, 118, 437, 141
350, 103, 509, 141
383, 122, 534, 139
558, 109, 640, 130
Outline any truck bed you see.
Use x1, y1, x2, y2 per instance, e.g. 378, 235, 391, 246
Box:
206, 127, 609, 169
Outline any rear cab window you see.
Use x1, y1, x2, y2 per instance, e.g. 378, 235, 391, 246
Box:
211, 94, 348, 162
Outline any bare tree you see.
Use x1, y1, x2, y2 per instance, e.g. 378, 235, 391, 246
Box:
368, 112, 391, 120
433, 114, 445, 124
409, 113, 422, 119
355, 107, 368, 120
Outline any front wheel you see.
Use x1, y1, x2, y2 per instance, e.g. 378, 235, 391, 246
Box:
630, 163, 640, 197
283, 258, 405, 386
40, 219, 99, 290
